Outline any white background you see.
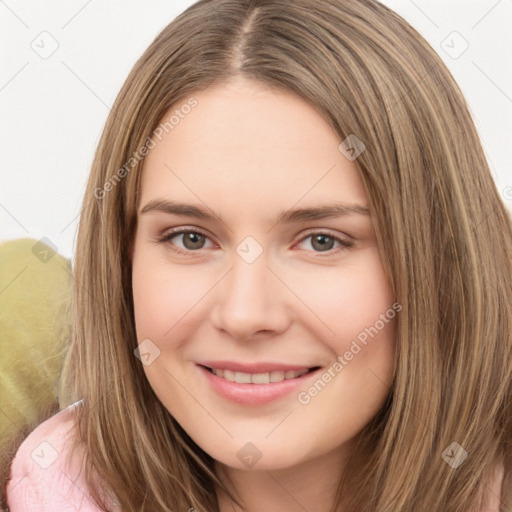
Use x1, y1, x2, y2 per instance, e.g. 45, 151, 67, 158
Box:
1, 0, 511, 259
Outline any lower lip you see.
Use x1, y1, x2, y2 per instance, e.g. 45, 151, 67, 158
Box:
198, 365, 319, 405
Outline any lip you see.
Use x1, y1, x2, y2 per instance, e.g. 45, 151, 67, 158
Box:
197, 362, 321, 406
198, 361, 314, 373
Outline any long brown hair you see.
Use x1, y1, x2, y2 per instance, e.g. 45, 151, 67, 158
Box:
47, 0, 512, 510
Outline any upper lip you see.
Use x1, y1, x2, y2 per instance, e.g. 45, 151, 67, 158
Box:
198, 361, 319, 373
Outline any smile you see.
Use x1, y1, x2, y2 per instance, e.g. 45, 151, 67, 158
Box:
197, 363, 321, 405
207, 367, 310, 384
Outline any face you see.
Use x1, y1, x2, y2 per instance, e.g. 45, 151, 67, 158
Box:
132, 77, 397, 472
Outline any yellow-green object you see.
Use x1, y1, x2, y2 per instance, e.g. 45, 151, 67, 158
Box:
0, 238, 72, 456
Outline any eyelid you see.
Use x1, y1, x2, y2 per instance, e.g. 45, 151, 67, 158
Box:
161, 226, 212, 239
298, 227, 353, 242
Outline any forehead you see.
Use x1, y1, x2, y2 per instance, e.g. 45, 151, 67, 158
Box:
139, 78, 368, 215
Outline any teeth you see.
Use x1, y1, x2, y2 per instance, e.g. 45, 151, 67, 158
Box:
235, 372, 252, 384
252, 373, 270, 384
270, 370, 285, 382
211, 368, 309, 383
224, 369, 236, 382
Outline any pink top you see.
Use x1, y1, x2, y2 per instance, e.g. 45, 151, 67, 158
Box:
6, 401, 119, 511
6, 401, 504, 511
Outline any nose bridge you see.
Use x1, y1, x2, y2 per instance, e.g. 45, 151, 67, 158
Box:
229, 252, 269, 302
211, 246, 288, 338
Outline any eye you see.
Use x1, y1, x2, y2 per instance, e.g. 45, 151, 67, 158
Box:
296, 232, 354, 254
156, 228, 354, 256
158, 229, 214, 254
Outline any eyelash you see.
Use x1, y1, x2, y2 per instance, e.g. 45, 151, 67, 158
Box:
156, 227, 355, 257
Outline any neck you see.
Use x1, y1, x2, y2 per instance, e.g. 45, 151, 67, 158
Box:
215, 445, 351, 512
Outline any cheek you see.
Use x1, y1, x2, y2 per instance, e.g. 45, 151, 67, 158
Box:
131, 247, 212, 342
290, 248, 395, 347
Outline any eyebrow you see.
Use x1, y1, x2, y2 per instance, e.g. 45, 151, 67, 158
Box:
139, 199, 370, 224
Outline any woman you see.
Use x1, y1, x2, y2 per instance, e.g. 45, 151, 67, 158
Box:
3, 0, 511, 510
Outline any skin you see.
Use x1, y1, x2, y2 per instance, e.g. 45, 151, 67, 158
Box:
131, 77, 397, 512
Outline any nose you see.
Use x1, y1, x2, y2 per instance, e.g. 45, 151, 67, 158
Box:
210, 251, 291, 341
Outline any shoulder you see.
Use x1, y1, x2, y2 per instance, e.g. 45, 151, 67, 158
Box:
6, 401, 116, 511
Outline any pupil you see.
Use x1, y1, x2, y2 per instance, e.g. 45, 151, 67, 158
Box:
312, 234, 334, 252
184, 233, 204, 249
